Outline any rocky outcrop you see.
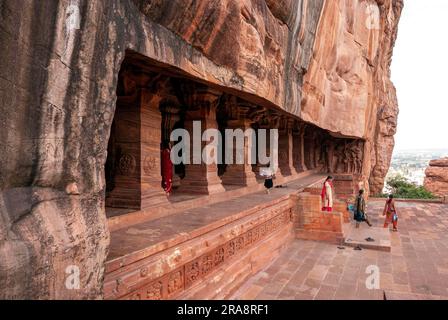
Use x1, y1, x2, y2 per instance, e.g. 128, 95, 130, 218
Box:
301, 0, 403, 194
0, 0, 402, 298
424, 158, 448, 197
130, 0, 325, 115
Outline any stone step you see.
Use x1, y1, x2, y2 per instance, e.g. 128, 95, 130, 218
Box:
342, 223, 391, 252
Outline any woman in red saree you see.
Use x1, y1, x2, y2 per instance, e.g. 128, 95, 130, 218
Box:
383, 194, 398, 231
161, 146, 173, 195
321, 176, 334, 212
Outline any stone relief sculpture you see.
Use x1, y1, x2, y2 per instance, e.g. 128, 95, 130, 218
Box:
322, 139, 365, 175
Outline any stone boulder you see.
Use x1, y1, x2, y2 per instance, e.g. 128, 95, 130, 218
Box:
424, 158, 448, 197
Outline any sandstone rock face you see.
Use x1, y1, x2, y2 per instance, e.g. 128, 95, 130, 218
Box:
131, 0, 325, 114
424, 158, 448, 197
0, 0, 402, 298
301, 0, 403, 194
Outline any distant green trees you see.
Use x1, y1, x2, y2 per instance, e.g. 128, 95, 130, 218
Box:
380, 175, 436, 199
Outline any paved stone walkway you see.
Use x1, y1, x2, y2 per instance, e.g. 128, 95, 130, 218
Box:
232, 200, 448, 300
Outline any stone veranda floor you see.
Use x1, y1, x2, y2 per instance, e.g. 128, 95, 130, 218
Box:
231, 200, 448, 300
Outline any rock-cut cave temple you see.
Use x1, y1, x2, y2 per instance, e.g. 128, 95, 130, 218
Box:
0, 0, 402, 299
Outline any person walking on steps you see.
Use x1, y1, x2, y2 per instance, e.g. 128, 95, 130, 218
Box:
383, 194, 398, 232
354, 189, 372, 228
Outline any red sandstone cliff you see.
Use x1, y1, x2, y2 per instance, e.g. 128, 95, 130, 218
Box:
301, 0, 403, 194
424, 158, 448, 197
0, 0, 402, 299
134, 0, 403, 194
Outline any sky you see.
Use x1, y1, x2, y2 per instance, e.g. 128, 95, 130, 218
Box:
391, 0, 448, 151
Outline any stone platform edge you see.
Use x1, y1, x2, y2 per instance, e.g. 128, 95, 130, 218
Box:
104, 197, 296, 300
103, 175, 334, 300
107, 170, 321, 232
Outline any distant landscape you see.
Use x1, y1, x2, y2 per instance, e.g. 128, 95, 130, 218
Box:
385, 148, 448, 189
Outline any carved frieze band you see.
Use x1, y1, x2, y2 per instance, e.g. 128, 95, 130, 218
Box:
119, 209, 293, 300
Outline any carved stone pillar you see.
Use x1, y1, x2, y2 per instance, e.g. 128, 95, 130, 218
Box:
304, 125, 316, 170
293, 122, 307, 172
256, 112, 280, 179
247, 107, 266, 178
324, 138, 336, 173
178, 87, 225, 195
221, 103, 258, 187
278, 119, 298, 177
140, 89, 171, 207
314, 132, 323, 169
106, 88, 168, 209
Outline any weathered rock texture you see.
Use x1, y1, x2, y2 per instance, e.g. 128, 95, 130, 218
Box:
424, 158, 448, 197
301, 0, 403, 194
0, 0, 402, 299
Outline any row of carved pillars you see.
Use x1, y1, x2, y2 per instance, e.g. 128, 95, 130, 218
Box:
105, 83, 319, 211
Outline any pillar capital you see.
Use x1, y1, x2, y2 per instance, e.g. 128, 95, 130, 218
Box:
256, 110, 281, 129
183, 85, 222, 111
247, 106, 267, 125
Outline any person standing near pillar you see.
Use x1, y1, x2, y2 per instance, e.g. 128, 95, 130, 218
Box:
321, 176, 334, 212
261, 167, 275, 194
161, 143, 173, 196
354, 189, 372, 228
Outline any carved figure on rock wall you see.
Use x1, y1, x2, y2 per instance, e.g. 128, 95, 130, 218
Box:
347, 141, 364, 174
147, 281, 163, 300
344, 141, 363, 174
118, 153, 136, 175
201, 255, 214, 276
227, 240, 236, 257
354, 142, 364, 174
185, 261, 200, 286
314, 132, 324, 168
143, 156, 157, 175
330, 140, 364, 174
337, 143, 347, 173
322, 138, 336, 173
349, 143, 358, 173
168, 270, 183, 295
214, 247, 225, 266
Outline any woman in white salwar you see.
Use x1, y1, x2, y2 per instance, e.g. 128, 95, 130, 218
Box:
321, 176, 334, 212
